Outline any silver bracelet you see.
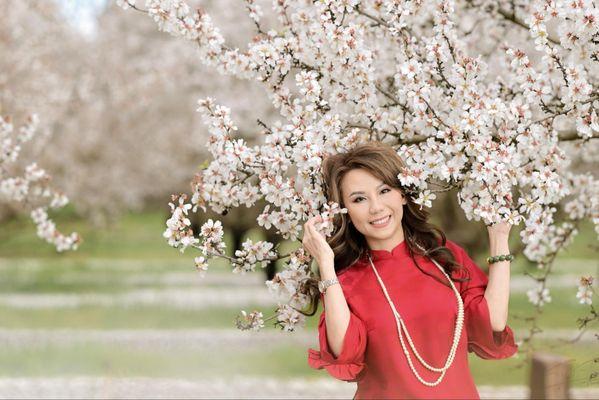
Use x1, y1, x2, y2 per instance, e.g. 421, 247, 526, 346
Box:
318, 277, 339, 294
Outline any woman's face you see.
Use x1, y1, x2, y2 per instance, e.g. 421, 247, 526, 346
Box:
340, 168, 407, 251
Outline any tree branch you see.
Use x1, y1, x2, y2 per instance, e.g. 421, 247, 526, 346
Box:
557, 129, 599, 141
497, 8, 560, 45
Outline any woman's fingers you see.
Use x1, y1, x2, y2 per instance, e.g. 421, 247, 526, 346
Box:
303, 216, 318, 235
302, 215, 336, 266
303, 214, 326, 245
303, 218, 314, 237
303, 218, 316, 243
302, 216, 323, 253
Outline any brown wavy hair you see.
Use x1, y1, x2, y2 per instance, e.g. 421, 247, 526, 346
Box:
300, 141, 470, 317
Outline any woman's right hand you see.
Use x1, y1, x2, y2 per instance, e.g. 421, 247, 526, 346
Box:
302, 215, 335, 269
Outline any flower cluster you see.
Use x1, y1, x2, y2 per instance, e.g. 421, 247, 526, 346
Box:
120, 0, 599, 331
265, 247, 312, 310
576, 276, 594, 305
275, 303, 306, 332
199, 218, 226, 255
0, 114, 80, 252
527, 283, 552, 307
163, 194, 198, 252
29, 208, 80, 252
235, 310, 265, 331
233, 239, 277, 274
164, 200, 228, 260
193, 255, 209, 277
243, 0, 263, 26
313, 202, 347, 237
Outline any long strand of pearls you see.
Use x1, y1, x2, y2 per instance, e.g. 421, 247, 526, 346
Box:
366, 252, 464, 387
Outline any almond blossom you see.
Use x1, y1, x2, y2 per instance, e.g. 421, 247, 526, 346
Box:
235, 310, 265, 331
163, 194, 198, 252
194, 256, 209, 277
119, 0, 599, 339
0, 114, 80, 252
576, 276, 594, 306
275, 303, 306, 332
527, 283, 552, 307
233, 239, 277, 274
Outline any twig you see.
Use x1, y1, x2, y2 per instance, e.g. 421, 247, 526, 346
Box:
497, 8, 560, 45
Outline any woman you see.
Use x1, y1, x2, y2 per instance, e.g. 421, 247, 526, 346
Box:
302, 142, 517, 399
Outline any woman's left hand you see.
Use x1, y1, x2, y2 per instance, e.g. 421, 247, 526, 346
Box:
486, 221, 512, 238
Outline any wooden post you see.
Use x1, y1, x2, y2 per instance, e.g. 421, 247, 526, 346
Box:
529, 352, 571, 399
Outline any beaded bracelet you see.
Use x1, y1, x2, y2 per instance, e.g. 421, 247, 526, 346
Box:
486, 254, 514, 264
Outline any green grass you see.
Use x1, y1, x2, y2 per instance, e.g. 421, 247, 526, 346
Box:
555, 219, 599, 260
0, 210, 165, 259
0, 288, 591, 330
0, 342, 315, 379
468, 340, 599, 387
508, 288, 596, 330
0, 210, 225, 260
0, 339, 596, 387
0, 305, 278, 330
0, 258, 203, 293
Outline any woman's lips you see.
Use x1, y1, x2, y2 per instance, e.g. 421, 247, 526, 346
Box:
370, 215, 391, 228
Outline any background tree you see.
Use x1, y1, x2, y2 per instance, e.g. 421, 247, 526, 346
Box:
0, 1, 80, 251
2, 0, 278, 238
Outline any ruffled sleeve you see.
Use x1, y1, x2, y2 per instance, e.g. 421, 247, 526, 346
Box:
307, 294, 368, 382
453, 242, 518, 360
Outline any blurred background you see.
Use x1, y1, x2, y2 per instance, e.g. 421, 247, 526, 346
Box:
0, 0, 597, 398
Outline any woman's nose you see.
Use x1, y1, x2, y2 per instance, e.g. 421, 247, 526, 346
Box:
369, 196, 384, 214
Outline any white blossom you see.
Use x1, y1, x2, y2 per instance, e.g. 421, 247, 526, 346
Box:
194, 256, 209, 278
117, 0, 599, 332
527, 284, 552, 307
233, 239, 277, 274
235, 310, 265, 331
276, 303, 306, 332
576, 276, 594, 305
163, 194, 197, 252
1, 114, 79, 252
413, 189, 437, 210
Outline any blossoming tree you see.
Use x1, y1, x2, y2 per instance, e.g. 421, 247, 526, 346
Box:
0, 114, 80, 251
2, 0, 277, 228
0, 0, 80, 251
119, 0, 598, 355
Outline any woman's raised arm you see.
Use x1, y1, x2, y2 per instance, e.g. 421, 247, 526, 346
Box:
302, 215, 350, 357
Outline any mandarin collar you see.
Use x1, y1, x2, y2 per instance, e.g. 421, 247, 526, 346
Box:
364, 239, 409, 262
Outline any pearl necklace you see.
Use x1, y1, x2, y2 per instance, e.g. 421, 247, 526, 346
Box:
366, 249, 464, 387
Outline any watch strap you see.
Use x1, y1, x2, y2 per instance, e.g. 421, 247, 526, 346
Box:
319, 277, 339, 294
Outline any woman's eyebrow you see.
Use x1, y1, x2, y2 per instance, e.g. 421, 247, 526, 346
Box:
349, 183, 386, 197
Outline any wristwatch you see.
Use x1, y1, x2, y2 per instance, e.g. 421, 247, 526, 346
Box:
318, 277, 339, 294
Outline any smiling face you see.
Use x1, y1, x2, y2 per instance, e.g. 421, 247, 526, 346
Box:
340, 168, 408, 251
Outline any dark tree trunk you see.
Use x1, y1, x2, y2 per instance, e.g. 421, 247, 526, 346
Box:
264, 229, 280, 281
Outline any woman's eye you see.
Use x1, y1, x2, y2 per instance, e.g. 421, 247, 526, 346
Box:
353, 189, 389, 203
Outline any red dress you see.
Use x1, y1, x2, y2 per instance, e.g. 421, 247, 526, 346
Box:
307, 239, 518, 399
